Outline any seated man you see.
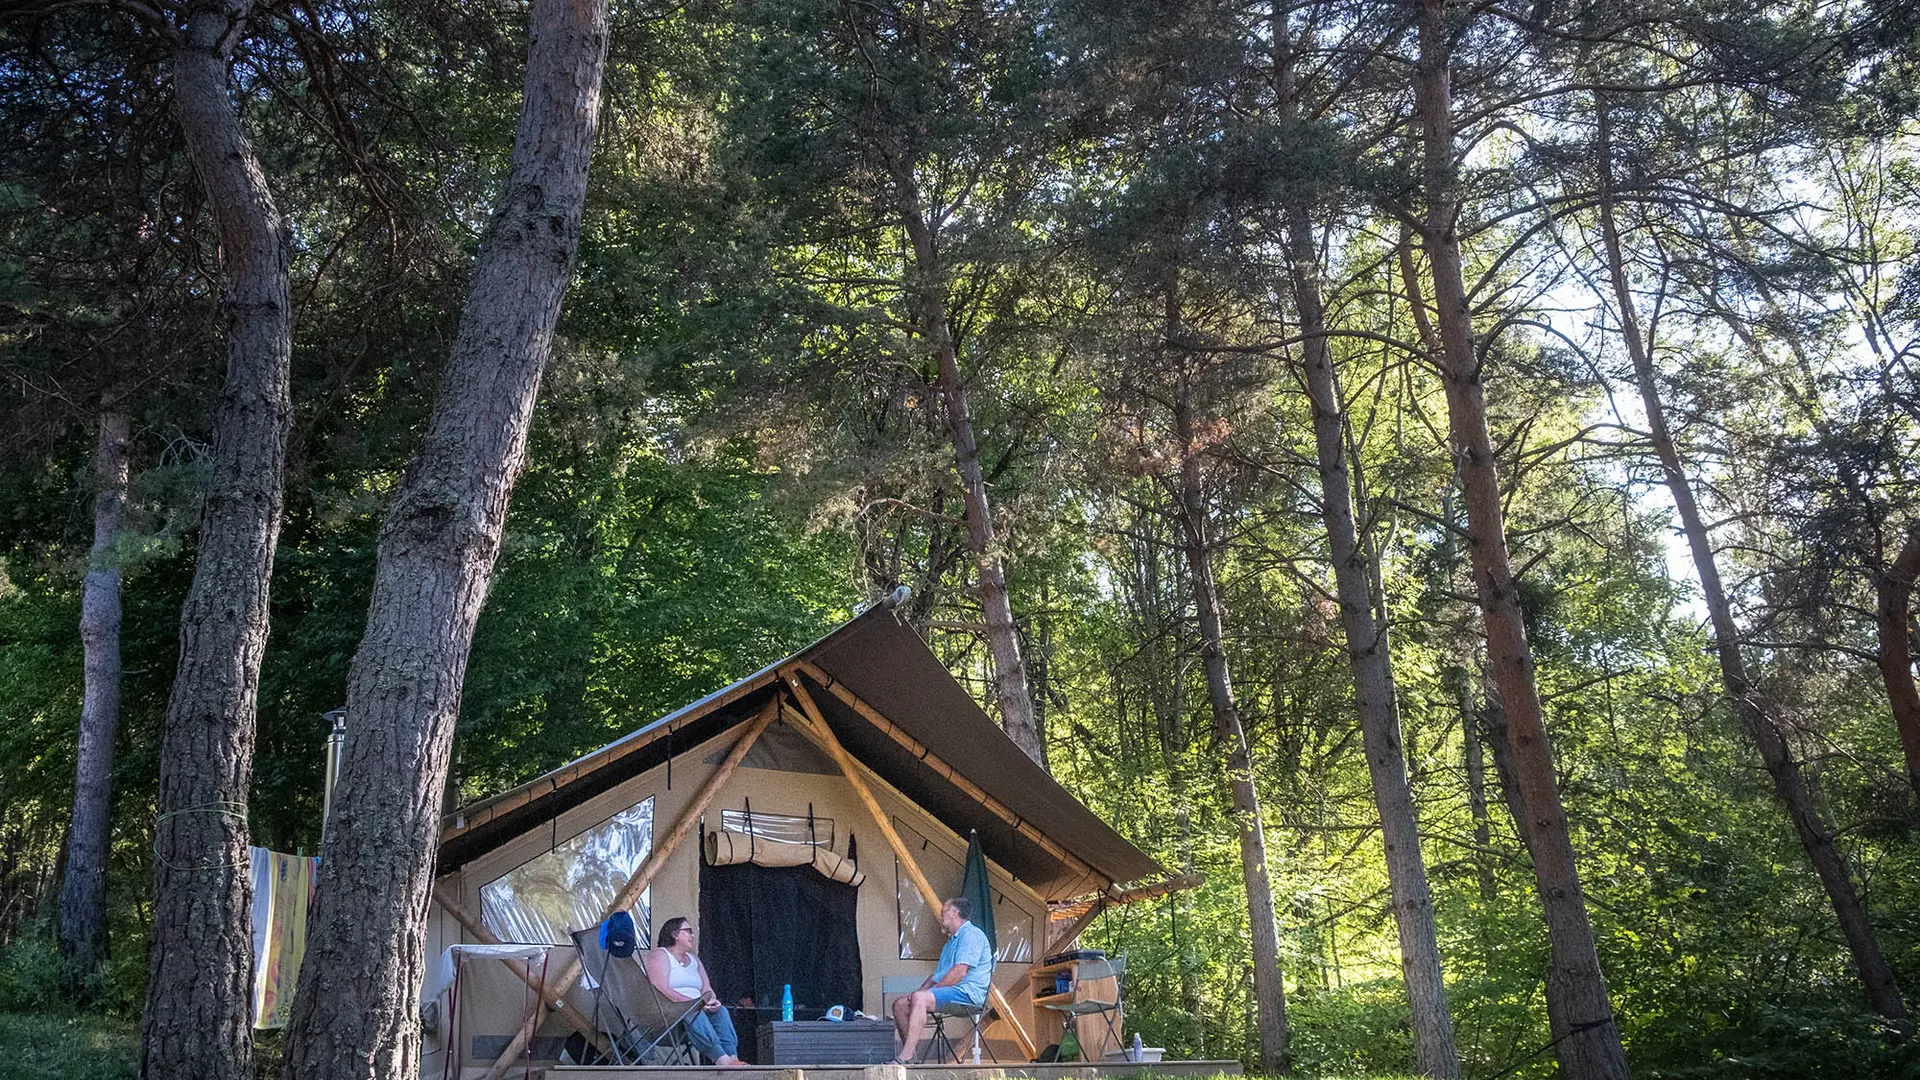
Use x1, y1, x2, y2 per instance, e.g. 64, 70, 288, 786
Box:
891, 896, 993, 1063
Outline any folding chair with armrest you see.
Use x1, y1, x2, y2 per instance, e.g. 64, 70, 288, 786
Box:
568, 928, 703, 1065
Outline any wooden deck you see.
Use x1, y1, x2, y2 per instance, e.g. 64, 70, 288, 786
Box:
543, 1062, 1244, 1080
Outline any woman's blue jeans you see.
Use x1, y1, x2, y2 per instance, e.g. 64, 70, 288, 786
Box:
683, 1004, 739, 1062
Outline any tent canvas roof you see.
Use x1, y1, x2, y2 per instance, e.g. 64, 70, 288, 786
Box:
437, 602, 1164, 900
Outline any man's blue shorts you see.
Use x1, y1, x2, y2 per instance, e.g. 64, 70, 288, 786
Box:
929, 985, 984, 1011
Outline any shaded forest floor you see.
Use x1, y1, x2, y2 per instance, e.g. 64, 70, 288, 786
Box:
0, 1012, 136, 1080
0, 1011, 1412, 1080
0, 1012, 291, 1080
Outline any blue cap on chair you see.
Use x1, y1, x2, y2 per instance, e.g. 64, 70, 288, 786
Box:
600, 910, 637, 958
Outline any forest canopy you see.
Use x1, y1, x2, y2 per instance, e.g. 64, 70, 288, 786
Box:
2, 1, 1919, 1078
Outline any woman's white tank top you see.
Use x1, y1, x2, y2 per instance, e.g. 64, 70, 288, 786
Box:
667, 951, 704, 998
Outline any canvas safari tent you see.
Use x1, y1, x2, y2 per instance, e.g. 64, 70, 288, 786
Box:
422, 595, 1193, 1078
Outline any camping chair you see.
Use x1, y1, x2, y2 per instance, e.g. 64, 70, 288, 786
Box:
569, 928, 702, 1065
881, 975, 996, 1065
930, 996, 996, 1065
1041, 954, 1125, 1061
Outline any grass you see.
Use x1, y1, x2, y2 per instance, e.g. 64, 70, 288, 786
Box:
0, 1013, 290, 1080
0, 1012, 136, 1080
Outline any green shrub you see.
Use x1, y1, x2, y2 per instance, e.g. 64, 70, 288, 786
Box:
1286, 982, 1416, 1078
0, 926, 67, 1014
1629, 995, 1920, 1080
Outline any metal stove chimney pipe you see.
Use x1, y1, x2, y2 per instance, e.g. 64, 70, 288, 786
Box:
322, 708, 347, 842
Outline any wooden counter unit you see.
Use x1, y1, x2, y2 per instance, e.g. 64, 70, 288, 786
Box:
1027, 957, 1121, 1062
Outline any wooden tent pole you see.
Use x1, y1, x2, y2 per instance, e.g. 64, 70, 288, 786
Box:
478, 697, 779, 1079
1048, 871, 1206, 921
790, 659, 1098, 885
779, 672, 1039, 1060
431, 885, 611, 1055
1046, 899, 1108, 957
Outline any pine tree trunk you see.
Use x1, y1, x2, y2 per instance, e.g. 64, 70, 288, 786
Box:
58, 400, 131, 992
140, 6, 292, 1078
1289, 212, 1460, 1079
278, 3, 609, 1076
1412, 5, 1629, 1076
1173, 389, 1290, 1074
1876, 526, 1920, 800
1273, 9, 1453, 1045
1448, 668, 1498, 905
1478, 687, 1528, 834
1595, 118, 1908, 1027
895, 176, 1043, 767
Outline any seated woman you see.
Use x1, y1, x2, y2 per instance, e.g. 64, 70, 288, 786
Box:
645, 916, 747, 1067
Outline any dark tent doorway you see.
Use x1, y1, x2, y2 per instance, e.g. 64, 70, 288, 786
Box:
698, 859, 863, 1059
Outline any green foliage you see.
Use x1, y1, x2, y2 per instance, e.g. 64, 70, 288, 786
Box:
1287, 985, 1418, 1078
4, 1, 1920, 1078
454, 429, 855, 795
0, 928, 66, 1016
0, 1012, 136, 1080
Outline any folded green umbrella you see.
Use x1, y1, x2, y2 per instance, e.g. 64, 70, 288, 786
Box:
961, 829, 997, 955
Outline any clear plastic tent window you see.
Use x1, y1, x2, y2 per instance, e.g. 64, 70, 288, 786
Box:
892, 817, 1033, 964
480, 797, 654, 945
720, 807, 835, 848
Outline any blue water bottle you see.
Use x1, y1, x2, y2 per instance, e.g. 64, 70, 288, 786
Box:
782, 983, 794, 1022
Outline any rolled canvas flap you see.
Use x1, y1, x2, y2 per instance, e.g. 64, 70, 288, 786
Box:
810, 844, 865, 887
704, 829, 866, 887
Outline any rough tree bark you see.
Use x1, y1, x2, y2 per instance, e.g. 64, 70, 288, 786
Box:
1876, 526, 1920, 801
57, 399, 131, 991
1172, 380, 1291, 1074
894, 173, 1044, 767
278, 2, 609, 1076
1595, 109, 1908, 1026
1287, 206, 1459, 1076
139, 5, 293, 1078
1412, 4, 1630, 1077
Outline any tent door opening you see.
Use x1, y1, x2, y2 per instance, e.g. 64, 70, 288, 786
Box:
697, 859, 863, 1061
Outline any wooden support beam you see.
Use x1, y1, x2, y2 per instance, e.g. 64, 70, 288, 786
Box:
780, 673, 1038, 1061
791, 660, 1098, 886
1045, 899, 1108, 957
432, 885, 611, 1055
480, 697, 779, 1079
1047, 872, 1206, 921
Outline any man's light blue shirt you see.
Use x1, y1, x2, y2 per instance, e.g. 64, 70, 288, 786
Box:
933, 920, 993, 1006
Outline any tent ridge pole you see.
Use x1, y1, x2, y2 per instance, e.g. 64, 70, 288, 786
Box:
789, 661, 1096, 883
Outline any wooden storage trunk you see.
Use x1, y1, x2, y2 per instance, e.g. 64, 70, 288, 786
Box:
755, 1019, 897, 1065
